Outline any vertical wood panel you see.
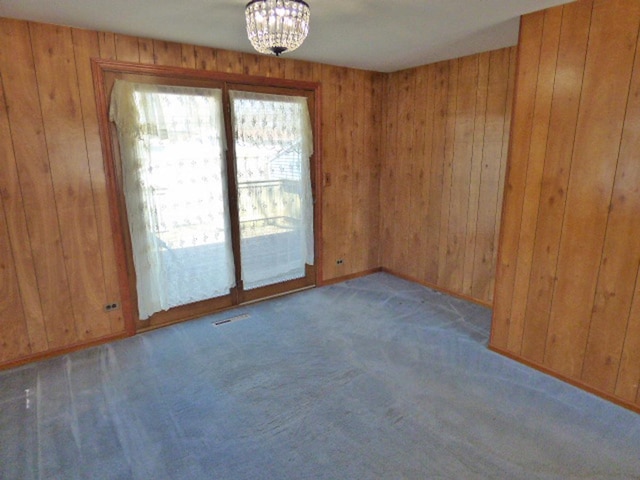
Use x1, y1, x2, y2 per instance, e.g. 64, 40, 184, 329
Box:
471, 49, 511, 301
215, 49, 245, 74
491, 14, 545, 348
181, 44, 197, 69
366, 73, 383, 268
266, 57, 286, 78
463, 52, 489, 296
544, 0, 640, 379
0, 75, 33, 361
334, 68, 354, 274
320, 66, 339, 279
492, 47, 516, 280
379, 73, 398, 270
492, 0, 640, 412
351, 71, 367, 272
194, 45, 217, 71
437, 59, 458, 286
444, 55, 477, 292
243, 54, 262, 76
424, 62, 449, 284
392, 70, 416, 272
521, 0, 592, 363
153, 40, 182, 66
0, 74, 49, 354
616, 270, 640, 402
98, 32, 116, 59
30, 23, 111, 341
507, 7, 562, 354
0, 193, 31, 361
114, 34, 140, 63
71, 28, 125, 333
581, 22, 640, 392
0, 19, 77, 349
379, 48, 513, 305
138, 37, 155, 64
411, 65, 432, 280
288, 60, 317, 83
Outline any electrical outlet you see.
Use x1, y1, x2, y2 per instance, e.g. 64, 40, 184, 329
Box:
336, 259, 344, 265
104, 302, 120, 312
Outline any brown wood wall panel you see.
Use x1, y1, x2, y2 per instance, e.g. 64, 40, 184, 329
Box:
153, 40, 183, 67
318, 66, 384, 278
0, 19, 78, 351
360, 72, 383, 272
490, 0, 640, 411
545, 0, 639, 379
30, 23, 112, 341
617, 277, 640, 402
0, 74, 32, 360
114, 34, 140, 63
392, 70, 416, 273
0, 16, 382, 366
463, 51, 489, 296
470, 49, 511, 301
520, 1, 592, 364
0, 72, 49, 357
380, 48, 515, 305
138, 38, 155, 65
507, 8, 562, 355
437, 59, 457, 290
412, 65, 434, 281
444, 55, 477, 294
378, 75, 397, 271
491, 15, 545, 348
581, 22, 640, 392
423, 62, 449, 284
98, 32, 117, 60
0, 196, 31, 361
71, 28, 125, 334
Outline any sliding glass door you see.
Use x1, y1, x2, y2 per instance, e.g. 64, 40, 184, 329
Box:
110, 81, 235, 320
108, 77, 316, 325
230, 90, 314, 291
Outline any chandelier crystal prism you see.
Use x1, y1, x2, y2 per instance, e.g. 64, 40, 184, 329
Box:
245, 0, 310, 56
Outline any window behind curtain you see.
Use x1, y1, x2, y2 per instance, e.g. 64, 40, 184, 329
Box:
110, 80, 235, 320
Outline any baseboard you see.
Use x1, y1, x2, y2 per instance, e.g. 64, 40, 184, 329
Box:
489, 345, 640, 415
319, 267, 383, 286
381, 267, 493, 308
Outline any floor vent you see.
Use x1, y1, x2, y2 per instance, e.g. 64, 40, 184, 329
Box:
213, 313, 250, 326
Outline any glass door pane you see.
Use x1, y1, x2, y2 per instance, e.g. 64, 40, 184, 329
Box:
229, 90, 314, 290
110, 81, 235, 319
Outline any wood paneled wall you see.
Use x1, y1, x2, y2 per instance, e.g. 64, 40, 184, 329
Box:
0, 17, 382, 366
321, 64, 384, 280
491, 0, 640, 412
380, 47, 516, 305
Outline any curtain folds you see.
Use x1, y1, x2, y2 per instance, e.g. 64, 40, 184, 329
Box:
229, 90, 314, 290
109, 81, 315, 319
110, 80, 235, 320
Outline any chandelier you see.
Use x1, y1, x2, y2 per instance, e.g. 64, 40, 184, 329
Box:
245, 0, 310, 56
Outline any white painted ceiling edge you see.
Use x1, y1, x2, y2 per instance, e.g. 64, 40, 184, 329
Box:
0, 0, 575, 72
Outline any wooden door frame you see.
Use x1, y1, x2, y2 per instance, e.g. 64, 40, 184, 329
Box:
91, 58, 322, 333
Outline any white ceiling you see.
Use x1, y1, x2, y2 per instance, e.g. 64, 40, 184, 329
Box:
0, 0, 574, 72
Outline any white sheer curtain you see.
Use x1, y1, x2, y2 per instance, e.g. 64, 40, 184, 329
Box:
110, 80, 235, 320
229, 90, 314, 290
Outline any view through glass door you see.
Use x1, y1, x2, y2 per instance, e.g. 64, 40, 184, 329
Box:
230, 90, 315, 292
108, 77, 316, 326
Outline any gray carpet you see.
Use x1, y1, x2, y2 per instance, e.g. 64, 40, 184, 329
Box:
1, 273, 639, 479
